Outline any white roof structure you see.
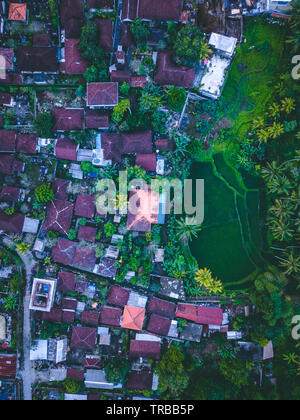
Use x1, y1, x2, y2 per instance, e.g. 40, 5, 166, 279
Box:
23, 217, 40, 234
30, 340, 48, 361
29, 278, 57, 312
200, 55, 231, 100
209, 33, 237, 57
84, 369, 122, 390
65, 394, 88, 401
0, 315, 6, 341
127, 292, 148, 309
135, 333, 161, 343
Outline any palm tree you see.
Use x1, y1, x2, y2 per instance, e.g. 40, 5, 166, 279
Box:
252, 117, 265, 130
268, 122, 284, 140
277, 251, 300, 276
282, 353, 300, 365
269, 199, 294, 220
268, 102, 281, 119
281, 97, 296, 115
261, 161, 284, 184
269, 218, 294, 242
257, 128, 270, 143
267, 175, 291, 196
175, 218, 202, 242
200, 39, 212, 60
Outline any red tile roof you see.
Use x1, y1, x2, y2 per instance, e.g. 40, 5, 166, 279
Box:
71, 326, 97, 350
44, 199, 74, 236
62, 309, 75, 323
58, 271, 76, 292
55, 137, 78, 161
129, 340, 161, 360
154, 52, 195, 88
0, 49, 15, 71
73, 247, 96, 270
16, 134, 37, 154
33, 33, 51, 47
64, 38, 88, 75
138, 0, 183, 21
107, 286, 130, 307
95, 18, 114, 52
67, 368, 85, 381
0, 186, 21, 202
53, 109, 84, 131
176, 304, 223, 326
121, 131, 153, 154
52, 238, 77, 265
52, 178, 70, 201
0, 73, 23, 84
60, 0, 84, 38
99, 306, 122, 326
75, 195, 95, 219
0, 93, 13, 106
122, 306, 145, 331
147, 297, 176, 319
8, 3, 27, 21
0, 155, 15, 175
110, 70, 131, 84
130, 76, 148, 88
84, 356, 102, 369
155, 139, 174, 152
17, 47, 58, 73
87, 83, 118, 107
0, 354, 17, 377
136, 154, 156, 172
119, 23, 134, 49
77, 225, 97, 242
81, 310, 100, 326
85, 110, 109, 129
126, 371, 153, 391
0, 130, 16, 152
87, 0, 114, 9
61, 298, 77, 311
42, 308, 63, 323
147, 314, 171, 336
101, 133, 122, 163
121, 0, 138, 21
0, 210, 25, 234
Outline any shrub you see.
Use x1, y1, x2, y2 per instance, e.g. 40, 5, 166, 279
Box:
35, 184, 54, 203
34, 113, 53, 138
104, 222, 117, 238
167, 87, 187, 113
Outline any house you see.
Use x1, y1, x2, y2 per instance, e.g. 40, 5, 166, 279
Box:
0, 93, 14, 107
129, 340, 161, 360
55, 137, 79, 161
8, 3, 27, 22
84, 355, 102, 370
110, 70, 131, 84
71, 326, 97, 351
60, 0, 85, 39
30, 338, 68, 364
155, 139, 174, 153
85, 110, 109, 130
81, 310, 100, 326
58, 272, 76, 293
87, 82, 118, 108
107, 285, 130, 307
208, 33, 237, 59
121, 131, 153, 154
84, 369, 122, 390
176, 304, 223, 326
16, 47, 58, 73
147, 297, 176, 319
16, 134, 37, 154
121, 0, 184, 22
99, 306, 122, 327
147, 314, 173, 336
0, 130, 16, 152
0, 49, 15, 72
43, 199, 74, 236
94, 257, 118, 279
52, 178, 71, 201
136, 154, 157, 172
154, 52, 195, 88
180, 323, 203, 343
52, 239, 77, 266
77, 226, 97, 242
95, 18, 114, 52
126, 186, 159, 232
67, 368, 84, 382
121, 306, 146, 331
0, 354, 17, 377
87, 0, 115, 10
73, 246, 96, 271
75, 195, 96, 219
0, 211, 25, 234
61, 39, 88, 75
0, 155, 24, 175
29, 278, 57, 313
33, 33, 51, 47
53, 108, 84, 131
0, 186, 24, 203
126, 371, 154, 391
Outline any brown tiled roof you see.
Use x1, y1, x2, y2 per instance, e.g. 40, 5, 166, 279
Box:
110, 70, 131, 84
0, 73, 23, 84
0, 354, 17, 377
119, 23, 134, 50
42, 308, 63, 323
52, 238, 77, 265
121, 0, 138, 21
99, 306, 122, 326
60, 0, 84, 38
85, 110, 109, 129
97, 258, 118, 279
0, 155, 15, 175
0, 130, 16, 152
77, 226, 97, 242
147, 314, 172, 336
55, 137, 78, 161
107, 286, 130, 307
147, 297, 176, 319
84, 356, 102, 370
155, 139, 174, 152
101, 133, 122, 163
67, 368, 84, 381
87, 0, 114, 9
126, 371, 153, 391
73, 247, 96, 270
75, 280, 88, 293
0, 48, 15, 71
176, 304, 223, 326
61, 298, 77, 311
8, 3, 27, 21
154, 51, 195, 88
52, 179, 70, 201
138, 0, 183, 21
44, 199, 74, 236
64, 39, 88, 75
87, 83, 118, 107
0, 186, 21, 202
16, 47, 58, 73
136, 154, 156, 172
0, 93, 13, 105
129, 340, 161, 360
71, 326, 97, 350
130, 77, 148, 88
62, 310, 76, 323
81, 310, 100, 326
75, 195, 95, 219
0, 210, 24, 234
33, 33, 51, 47
121, 131, 153, 154
16, 134, 37, 154
53, 109, 84, 132
58, 271, 76, 292
95, 18, 114, 52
